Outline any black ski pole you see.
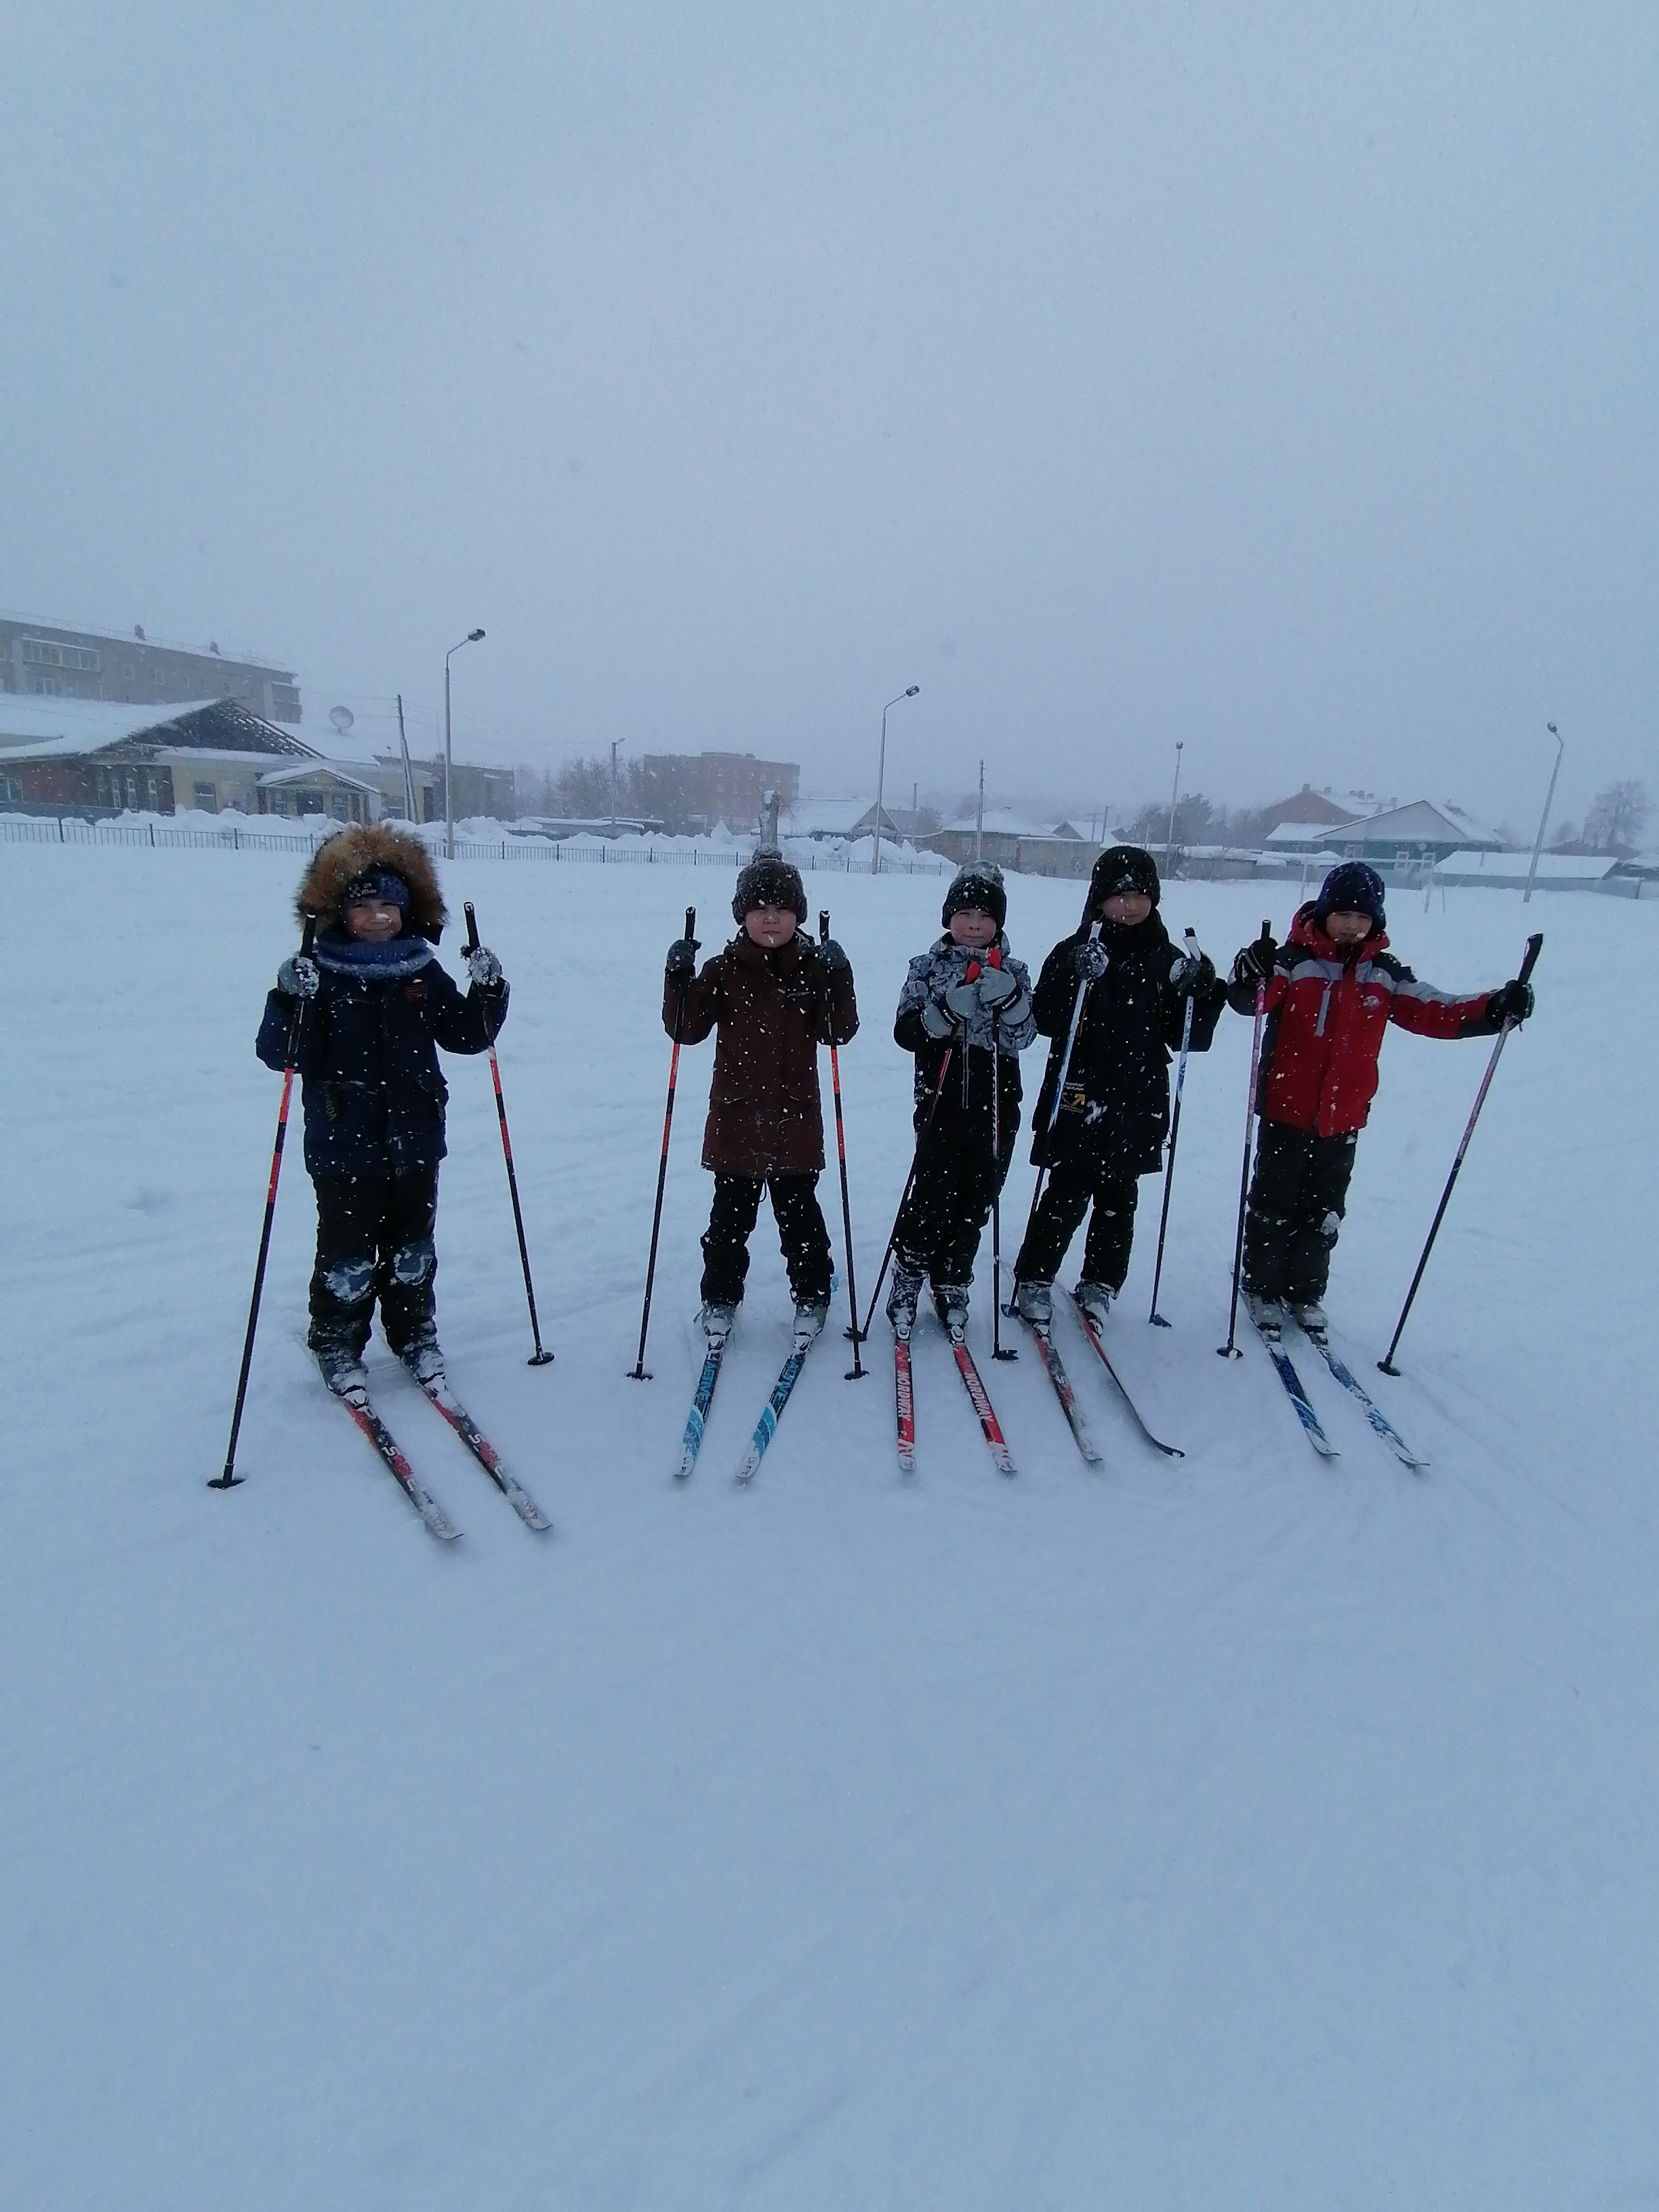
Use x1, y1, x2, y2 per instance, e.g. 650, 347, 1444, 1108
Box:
990, 1000, 1016, 1360
466, 901, 553, 1366
1010, 920, 1103, 1296
857, 1047, 954, 1344
630, 906, 696, 1380
1218, 921, 1275, 1360
819, 912, 866, 1380
212, 918, 316, 1490
1378, 931, 1543, 1375
1149, 926, 1201, 1326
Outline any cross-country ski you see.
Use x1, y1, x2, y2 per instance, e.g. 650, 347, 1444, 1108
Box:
413, 1372, 552, 1528
735, 1328, 818, 1486
334, 1382, 459, 1541
1017, 1313, 1103, 1466
1294, 1326, 1429, 1471
1065, 1292, 1186, 1459
674, 1336, 728, 1481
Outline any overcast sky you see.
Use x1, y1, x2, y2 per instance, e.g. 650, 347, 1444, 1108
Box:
3, 2, 1654, 829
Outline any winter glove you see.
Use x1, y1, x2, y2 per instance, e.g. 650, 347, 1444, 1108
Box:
1231, 933, 1278, 987
819, 937, 851, 977
465, 945, 503, 989
665, 934, 699, 983
276, 953, 320, 1000
977, 948, 1021, 1008
1169, 949, 1216, 996
920, 996, 955, 1041
1488, 977, 1535, 1026
1073, 936, 1109, 984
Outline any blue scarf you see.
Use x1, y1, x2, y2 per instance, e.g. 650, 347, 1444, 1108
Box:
315, 930, 435, 982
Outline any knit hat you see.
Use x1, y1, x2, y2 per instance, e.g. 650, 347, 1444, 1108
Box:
342, 867, 410, 914
1314, 861, 1386, 933
941, 859, 1007, 931
1089, 844, 1160, 912
731, 850, 808, 924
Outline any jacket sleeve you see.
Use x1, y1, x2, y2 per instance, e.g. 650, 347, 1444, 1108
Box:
1383, 962, 1504, 1040
667, 954, 722, 1044
820, 955, 859, 1047
996, 956, 1038, 1054
432, 963, 509, 1054
1164, 973, 1227, 1052
893, 953, 934, 1054
1031, 937, 1081, 1038
255, 989, 298, 1071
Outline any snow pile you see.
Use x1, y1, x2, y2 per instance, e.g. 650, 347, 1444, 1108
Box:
2, 850, 1656, 2206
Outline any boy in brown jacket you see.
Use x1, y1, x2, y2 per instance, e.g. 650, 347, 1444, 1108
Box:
663, 852, 858, 1346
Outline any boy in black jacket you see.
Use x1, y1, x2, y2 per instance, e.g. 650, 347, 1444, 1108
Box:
1013, 846, 1224, 1329
255, 824, 507, 1397
888, 862, 1036, 1338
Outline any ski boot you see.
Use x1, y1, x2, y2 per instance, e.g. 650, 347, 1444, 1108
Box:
1244, 1288, 1285, 1340
1289, 1298, 1328, 1343
698, 1300, 737, 1346
1013, 1277, 1052, 1330
1073, 1279, 1115, 1331
793, 1297, 829, 1347
313, 1336, 368, 1400
886, 1260, 924, 1340
398, 1331, 447, 1389
933, 1282, 970, 1343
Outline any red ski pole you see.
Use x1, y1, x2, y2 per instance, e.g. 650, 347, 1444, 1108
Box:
466, 901, 552, 1366
1218, 921, 1275, 1360
213, 918, 316, 1490
630, 906, 696, 1380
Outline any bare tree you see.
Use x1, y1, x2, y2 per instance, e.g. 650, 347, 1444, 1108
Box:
1584, 780, 1652, 854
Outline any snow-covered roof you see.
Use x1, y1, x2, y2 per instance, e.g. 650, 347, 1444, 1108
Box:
1265, 819, 1350, 848
0, 697, 226, 755
1437, 848, 1618, 881
1343, 800, 1502, 848
258, 762, 378, 793
937, 809, 1086, 838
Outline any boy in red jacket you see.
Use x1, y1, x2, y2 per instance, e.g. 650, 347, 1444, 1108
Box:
1227, 861, 1534, 1338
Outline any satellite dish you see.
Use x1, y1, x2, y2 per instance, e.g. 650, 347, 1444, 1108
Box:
329, 705, 355, 735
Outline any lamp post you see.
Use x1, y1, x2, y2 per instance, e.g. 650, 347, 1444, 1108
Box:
444, 628, 485, 859
1523, 721, 1564, 906
610, 739, 623, 836
1164, 739, 1184, 876
872, 684, 919, 876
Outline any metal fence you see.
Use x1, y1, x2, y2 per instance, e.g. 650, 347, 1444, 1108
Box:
0, 815, 951, 873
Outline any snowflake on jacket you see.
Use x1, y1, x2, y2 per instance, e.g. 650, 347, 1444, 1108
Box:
1227, 903, 1504, 1137
1029, 909, 1225, 1179
893, 933, 1036, 1133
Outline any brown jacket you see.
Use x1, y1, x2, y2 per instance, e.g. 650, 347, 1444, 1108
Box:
663, 931, 859, 1177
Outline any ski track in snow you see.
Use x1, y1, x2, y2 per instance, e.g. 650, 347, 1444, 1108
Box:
2, 847, 1657, 2207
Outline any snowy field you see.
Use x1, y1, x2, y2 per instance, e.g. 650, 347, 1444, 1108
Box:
3, 844, 1657, 2209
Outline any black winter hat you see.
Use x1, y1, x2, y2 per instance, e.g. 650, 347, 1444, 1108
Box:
941, 860, 1007, 931
1089, 844, 1160, 912
731, 850, 808, 925
1314, 861, 1387, 932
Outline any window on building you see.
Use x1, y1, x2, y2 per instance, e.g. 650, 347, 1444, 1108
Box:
2, 774, 22, 805
30, 676, 62, 696
193, 781, 218, 813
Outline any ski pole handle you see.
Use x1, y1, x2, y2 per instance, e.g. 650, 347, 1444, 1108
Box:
1516, 932, 1544, 991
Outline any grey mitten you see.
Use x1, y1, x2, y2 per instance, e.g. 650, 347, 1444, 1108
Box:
466, 945, 503, 989
277, 953, 320, 1000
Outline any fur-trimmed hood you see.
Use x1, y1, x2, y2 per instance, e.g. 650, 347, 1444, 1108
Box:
295, 824, 447, 941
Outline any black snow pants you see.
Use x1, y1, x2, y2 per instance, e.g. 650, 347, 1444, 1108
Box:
700, 1172, 834, 1309
1015, 1159, 1140, 1292
308, 1168, 440, 1361
895, 1120, 1017, 1292
1242, 1122, 1359, 1303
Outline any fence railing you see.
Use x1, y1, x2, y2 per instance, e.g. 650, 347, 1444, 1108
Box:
0, 815, 951, 873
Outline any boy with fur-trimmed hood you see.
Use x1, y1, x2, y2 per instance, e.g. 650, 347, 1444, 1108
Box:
1013, 844, 1225, 1330
663, 851, 857, 1346
255, 824, 508, 1396
888, 861, 1036, 1338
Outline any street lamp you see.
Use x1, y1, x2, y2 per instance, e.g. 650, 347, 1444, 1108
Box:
1164, 739, 1185, 877
1523, 721, 1564, 906
872, 684, 920, 877
610, 738, 625, 836
444, 628, 486, 859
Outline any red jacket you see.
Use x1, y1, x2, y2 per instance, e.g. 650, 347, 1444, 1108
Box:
664, 931, 859, 1177
1229, 906, 1502, 1137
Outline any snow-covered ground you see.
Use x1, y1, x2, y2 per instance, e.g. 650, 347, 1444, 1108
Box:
3, 846, 1656, 2207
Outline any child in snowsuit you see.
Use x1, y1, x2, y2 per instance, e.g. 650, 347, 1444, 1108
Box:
255, 824, 508, 1395
888, 861, 1036, 1338
1227, 859, 1535, 1337
1013, 845, 1225, 1330
663, 851, 858, 1345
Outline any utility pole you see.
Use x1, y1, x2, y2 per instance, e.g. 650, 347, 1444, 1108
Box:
976, 760, 985, 862
610, 739, 622, 836
443, 628, 485, 859
872, 684, 920, 876
1164, 740, 1184, 877
1523, 722, 1564, 905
